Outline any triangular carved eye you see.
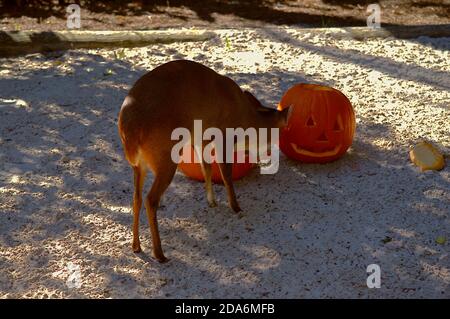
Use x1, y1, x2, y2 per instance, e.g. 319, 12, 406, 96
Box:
333, 115, 343, 131
306, 116, 315, 127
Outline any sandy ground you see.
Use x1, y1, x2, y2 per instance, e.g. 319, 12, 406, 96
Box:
0, 27, 449, 298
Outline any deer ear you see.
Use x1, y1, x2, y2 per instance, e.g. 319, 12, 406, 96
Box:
244, 90, 270, 112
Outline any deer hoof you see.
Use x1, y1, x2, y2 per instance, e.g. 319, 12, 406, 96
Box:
155, 255, 169, 263
132, 241, 142, 253
208, 200, 218, 208
231, 204, 242, 213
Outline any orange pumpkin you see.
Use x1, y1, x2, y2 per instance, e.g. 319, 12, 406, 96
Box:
278, 84, 355, 163
178, 145, 255, 184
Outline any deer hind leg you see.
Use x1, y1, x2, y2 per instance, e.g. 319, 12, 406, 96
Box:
132, 165, 147, 253
144, 160, 177, 263
194, 145, 217, 208
217, 162, 241, 213
200, 161, 217, 207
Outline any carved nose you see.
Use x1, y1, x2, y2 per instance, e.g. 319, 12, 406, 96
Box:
306, 116, 315, 126
317, 132, 328, 142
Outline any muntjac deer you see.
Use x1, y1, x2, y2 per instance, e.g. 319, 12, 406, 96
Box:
118, 60, 290, 262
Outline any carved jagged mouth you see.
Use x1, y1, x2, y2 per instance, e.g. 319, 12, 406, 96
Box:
290, 143, 342, 157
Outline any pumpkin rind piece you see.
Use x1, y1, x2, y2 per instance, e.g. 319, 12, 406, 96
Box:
409, 141, 445, 171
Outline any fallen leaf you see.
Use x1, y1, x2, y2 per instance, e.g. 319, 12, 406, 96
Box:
435, 236, 446, 245
103, 68, 115, 76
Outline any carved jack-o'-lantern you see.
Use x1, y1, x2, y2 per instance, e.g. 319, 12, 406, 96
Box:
178, 145, 255, 184
278, 84, 356, 163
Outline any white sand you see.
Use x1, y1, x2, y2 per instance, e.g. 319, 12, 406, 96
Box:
0, 27, 449, 298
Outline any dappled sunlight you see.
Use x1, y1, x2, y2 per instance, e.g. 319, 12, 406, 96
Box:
81, 213, 130, 245
217, 266, 260, 287
371, 137, 396, 151
390, 227, 417, 239
0, 26, 449, 298
103, 204, 131, 214
419, 261, 450, 285
321, 36, 450, 72
0, 185, 44, 198
244, 245, 281, 271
